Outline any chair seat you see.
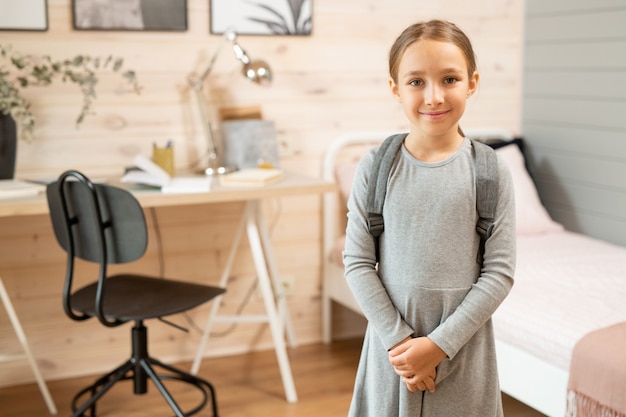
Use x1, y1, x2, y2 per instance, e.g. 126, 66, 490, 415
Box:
72, 275, 225, 321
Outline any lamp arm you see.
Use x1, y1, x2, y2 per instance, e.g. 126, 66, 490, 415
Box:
192, 85, 217, 159
189, 30, 234, 164
232, 43, 251, 65
197, 31, 231, 84
196, 28, 244, 84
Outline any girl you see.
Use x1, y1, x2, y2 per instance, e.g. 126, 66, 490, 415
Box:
343, 20, 516, 417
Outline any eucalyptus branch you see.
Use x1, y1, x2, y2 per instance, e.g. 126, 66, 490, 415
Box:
0, 44, 141, 141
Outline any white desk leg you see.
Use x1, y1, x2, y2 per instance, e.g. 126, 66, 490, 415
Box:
321, 264, 332, 344
246, 201, 298, 403
253, 203, 298, 348
0, 277, 57, 415
190, 210, 247, 375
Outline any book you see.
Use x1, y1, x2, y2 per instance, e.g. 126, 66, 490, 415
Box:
121, 154, 171, 187
0, 179, 45, 199
121, 154, 211, 193
219, 168, 284, 186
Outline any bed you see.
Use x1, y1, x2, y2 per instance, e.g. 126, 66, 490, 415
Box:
321, 130, 626, 417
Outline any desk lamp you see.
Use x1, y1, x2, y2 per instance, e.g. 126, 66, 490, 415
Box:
189, 28, 273, 176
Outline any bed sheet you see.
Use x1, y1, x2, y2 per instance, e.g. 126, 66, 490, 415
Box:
492, 230, 626, 370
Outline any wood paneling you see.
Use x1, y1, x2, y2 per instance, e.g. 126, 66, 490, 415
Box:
522, 0, 626, 245
0, 0, 523, 388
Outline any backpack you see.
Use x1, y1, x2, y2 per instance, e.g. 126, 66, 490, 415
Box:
365, 133, 499, 265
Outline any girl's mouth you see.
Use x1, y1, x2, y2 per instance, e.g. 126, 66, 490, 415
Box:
420, 110, 449, 120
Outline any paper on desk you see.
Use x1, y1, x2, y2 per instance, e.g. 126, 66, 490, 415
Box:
0, 180, 45, 199
161, 177, 212, 194
120, 155, 212, 193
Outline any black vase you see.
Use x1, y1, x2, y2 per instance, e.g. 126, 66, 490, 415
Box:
0, 112, 17, 180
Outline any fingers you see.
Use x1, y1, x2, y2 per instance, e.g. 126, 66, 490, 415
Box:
406, 381, 419, 392
399, 369, 436, 385
403, 376, 436, 393
401, 374, 415, 383
422, 376, 436, 393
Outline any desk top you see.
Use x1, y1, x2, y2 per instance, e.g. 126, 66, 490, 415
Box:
0, 173, 336, 218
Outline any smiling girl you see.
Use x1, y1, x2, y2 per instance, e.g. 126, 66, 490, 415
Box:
343, 20, 516, 416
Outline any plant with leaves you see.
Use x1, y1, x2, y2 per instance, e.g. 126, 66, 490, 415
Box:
248, 0, 311, 35
0, 44, 141, 141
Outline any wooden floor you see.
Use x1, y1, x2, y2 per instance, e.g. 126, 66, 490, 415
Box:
0, 338, 546, 417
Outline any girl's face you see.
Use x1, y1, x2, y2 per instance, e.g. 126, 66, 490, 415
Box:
389, 39, 478, 140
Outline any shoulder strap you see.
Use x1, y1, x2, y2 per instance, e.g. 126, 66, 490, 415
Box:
471, 139, 499, 265
365, 133, 406, 263
365, 135, 499, 266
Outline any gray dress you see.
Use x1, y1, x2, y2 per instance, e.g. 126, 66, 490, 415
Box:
344, 138, 516, 417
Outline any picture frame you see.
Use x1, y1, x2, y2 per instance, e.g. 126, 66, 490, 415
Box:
72, 0, 187, 31
210, 0, 311, 36
0, 0, 48, 31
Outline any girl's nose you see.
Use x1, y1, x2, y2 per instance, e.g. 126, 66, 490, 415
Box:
424, 85, 444, 105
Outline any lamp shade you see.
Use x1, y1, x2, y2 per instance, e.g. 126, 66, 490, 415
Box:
243, 59, 272, 85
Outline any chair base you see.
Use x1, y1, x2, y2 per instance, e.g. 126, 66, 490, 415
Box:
71, 322, 218, 417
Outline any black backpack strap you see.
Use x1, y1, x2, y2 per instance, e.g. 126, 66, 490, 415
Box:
471, 139, 499, 265
365, 133, 407, 263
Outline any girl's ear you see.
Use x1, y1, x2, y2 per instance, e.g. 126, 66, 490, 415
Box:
467, 71, 479, 97
389, 77, 401, 101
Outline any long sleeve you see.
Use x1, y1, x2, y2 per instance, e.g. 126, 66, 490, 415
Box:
343, 149, 415, 350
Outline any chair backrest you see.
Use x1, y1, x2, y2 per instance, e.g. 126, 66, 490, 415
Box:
47, 170, 148, 265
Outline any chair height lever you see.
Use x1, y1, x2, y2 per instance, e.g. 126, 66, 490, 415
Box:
158, 317, 189, 333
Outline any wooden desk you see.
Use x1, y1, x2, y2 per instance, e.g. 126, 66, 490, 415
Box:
0, 173, 335, 404
0, 173, 335, 218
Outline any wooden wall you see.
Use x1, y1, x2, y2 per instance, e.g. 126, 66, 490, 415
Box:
0, 0, 523, 387
522, 0, 626, 246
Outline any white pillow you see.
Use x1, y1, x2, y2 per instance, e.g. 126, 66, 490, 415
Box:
495, 144, 564, 236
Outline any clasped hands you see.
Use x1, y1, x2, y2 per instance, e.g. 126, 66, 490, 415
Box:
388, 336, 446, 393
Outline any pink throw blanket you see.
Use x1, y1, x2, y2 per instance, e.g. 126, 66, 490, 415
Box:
566, 323, 626, 417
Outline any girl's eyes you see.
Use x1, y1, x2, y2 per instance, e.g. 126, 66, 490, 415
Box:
408, 77, 459, 87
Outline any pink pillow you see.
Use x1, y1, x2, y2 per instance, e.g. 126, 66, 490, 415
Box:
495, 144, 564, 236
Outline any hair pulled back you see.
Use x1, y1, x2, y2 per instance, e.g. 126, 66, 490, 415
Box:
388, 20, 477, 83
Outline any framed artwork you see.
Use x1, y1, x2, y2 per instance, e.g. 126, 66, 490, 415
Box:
72, 0, 187, 31
210, 0, 311, 36
0, 0, 48, 31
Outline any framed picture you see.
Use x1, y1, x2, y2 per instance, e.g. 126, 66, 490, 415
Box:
211, 0, 311, 36
0, 0, 48, 31
72, 0, 187, 31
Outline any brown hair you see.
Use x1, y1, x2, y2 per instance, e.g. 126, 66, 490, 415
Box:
388, 20, 477, 136
388, 19, 477, 84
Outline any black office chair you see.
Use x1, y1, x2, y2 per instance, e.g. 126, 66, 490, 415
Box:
46, 170, 225, 417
